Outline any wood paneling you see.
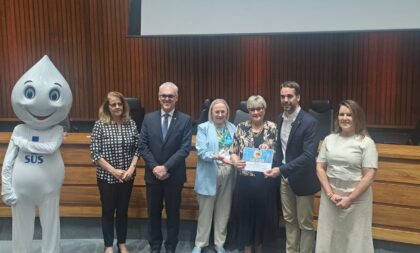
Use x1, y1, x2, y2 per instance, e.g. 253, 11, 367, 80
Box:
64, 166, 197, 188
372, 182, 420, 207
376, 161, 420, 185
2, 133, 420, 244
0, 132, 200, 221
0, 0, 419, 128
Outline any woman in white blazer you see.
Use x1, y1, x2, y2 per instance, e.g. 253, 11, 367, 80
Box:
192, 99, 236, 253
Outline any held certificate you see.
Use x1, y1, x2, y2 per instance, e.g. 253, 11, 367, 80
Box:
242, 147, 274, 172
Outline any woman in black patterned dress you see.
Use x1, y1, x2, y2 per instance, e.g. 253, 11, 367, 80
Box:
227, 95, 279, 253
90, 91, 140, 253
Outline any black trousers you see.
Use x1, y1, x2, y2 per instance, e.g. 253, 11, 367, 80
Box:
97, 178, 134, 247
146, 182, 183, 251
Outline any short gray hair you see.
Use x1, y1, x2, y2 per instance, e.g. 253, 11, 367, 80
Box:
247, 95, 267, 110
159, 82, 178, 95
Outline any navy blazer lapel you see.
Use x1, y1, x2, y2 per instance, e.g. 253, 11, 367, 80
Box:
287, 111, 303, 147
155, 111, 165, 143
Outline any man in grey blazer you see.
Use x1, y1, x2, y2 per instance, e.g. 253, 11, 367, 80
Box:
265, 81, 320, 253
139, 82, 192, 253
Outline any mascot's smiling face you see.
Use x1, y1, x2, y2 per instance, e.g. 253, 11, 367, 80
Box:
11, 55, 73, 130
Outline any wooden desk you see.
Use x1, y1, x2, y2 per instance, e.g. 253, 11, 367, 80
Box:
0, 133, 198, 219
1, 133, 420, 244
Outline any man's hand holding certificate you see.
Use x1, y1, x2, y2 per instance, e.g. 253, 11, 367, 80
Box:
242, 147, 274, 172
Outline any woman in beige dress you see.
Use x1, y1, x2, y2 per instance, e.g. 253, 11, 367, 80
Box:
315, 100, 378, 253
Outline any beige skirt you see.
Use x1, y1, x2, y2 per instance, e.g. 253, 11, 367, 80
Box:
315, 186, 374, 253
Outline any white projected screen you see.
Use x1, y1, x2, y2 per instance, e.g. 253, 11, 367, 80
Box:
140, 0, 420, 36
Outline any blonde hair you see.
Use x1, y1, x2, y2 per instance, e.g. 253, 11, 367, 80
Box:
98, 91, 131, 124
208, 99, 230, 123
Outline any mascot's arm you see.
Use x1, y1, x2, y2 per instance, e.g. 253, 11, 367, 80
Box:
12, 126, 64, 154
1, 140, 19, 206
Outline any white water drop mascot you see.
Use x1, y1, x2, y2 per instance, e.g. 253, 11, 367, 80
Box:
1, 55, 73, 253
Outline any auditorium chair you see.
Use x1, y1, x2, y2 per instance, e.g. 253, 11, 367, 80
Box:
308, 100, 334, 142
125, 97, 145, 132
233, 101, 250, 126
197, 98, 213, 125
411, 120, 420, 145
59, 117, 72, 132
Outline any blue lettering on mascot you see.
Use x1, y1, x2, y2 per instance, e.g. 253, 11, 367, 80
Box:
24, 154, 44, 164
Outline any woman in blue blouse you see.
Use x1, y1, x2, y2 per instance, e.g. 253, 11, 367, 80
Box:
90, 91, 140, 253
192, 99, 236, 253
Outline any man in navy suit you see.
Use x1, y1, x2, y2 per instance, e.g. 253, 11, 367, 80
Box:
265, 81, 320, 253
139, 82, 192, 253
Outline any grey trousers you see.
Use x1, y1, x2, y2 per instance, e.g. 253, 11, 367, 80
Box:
194, 164, 234, 248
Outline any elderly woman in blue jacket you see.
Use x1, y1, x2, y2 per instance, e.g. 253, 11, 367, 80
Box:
192, 99, 236, 253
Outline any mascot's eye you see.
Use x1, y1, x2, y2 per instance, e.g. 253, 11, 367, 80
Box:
49, 89, 61, 101
24, 86, 36, 99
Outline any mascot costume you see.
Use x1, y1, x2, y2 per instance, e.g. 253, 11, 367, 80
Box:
1, 55, 73, 253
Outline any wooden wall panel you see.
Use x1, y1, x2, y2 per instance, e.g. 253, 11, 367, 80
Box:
0, 0, 95, 120
0, 0, 419, 128
2, 133, 420, 244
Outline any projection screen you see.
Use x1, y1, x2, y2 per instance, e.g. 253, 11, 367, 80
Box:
136, 0, 420, 36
